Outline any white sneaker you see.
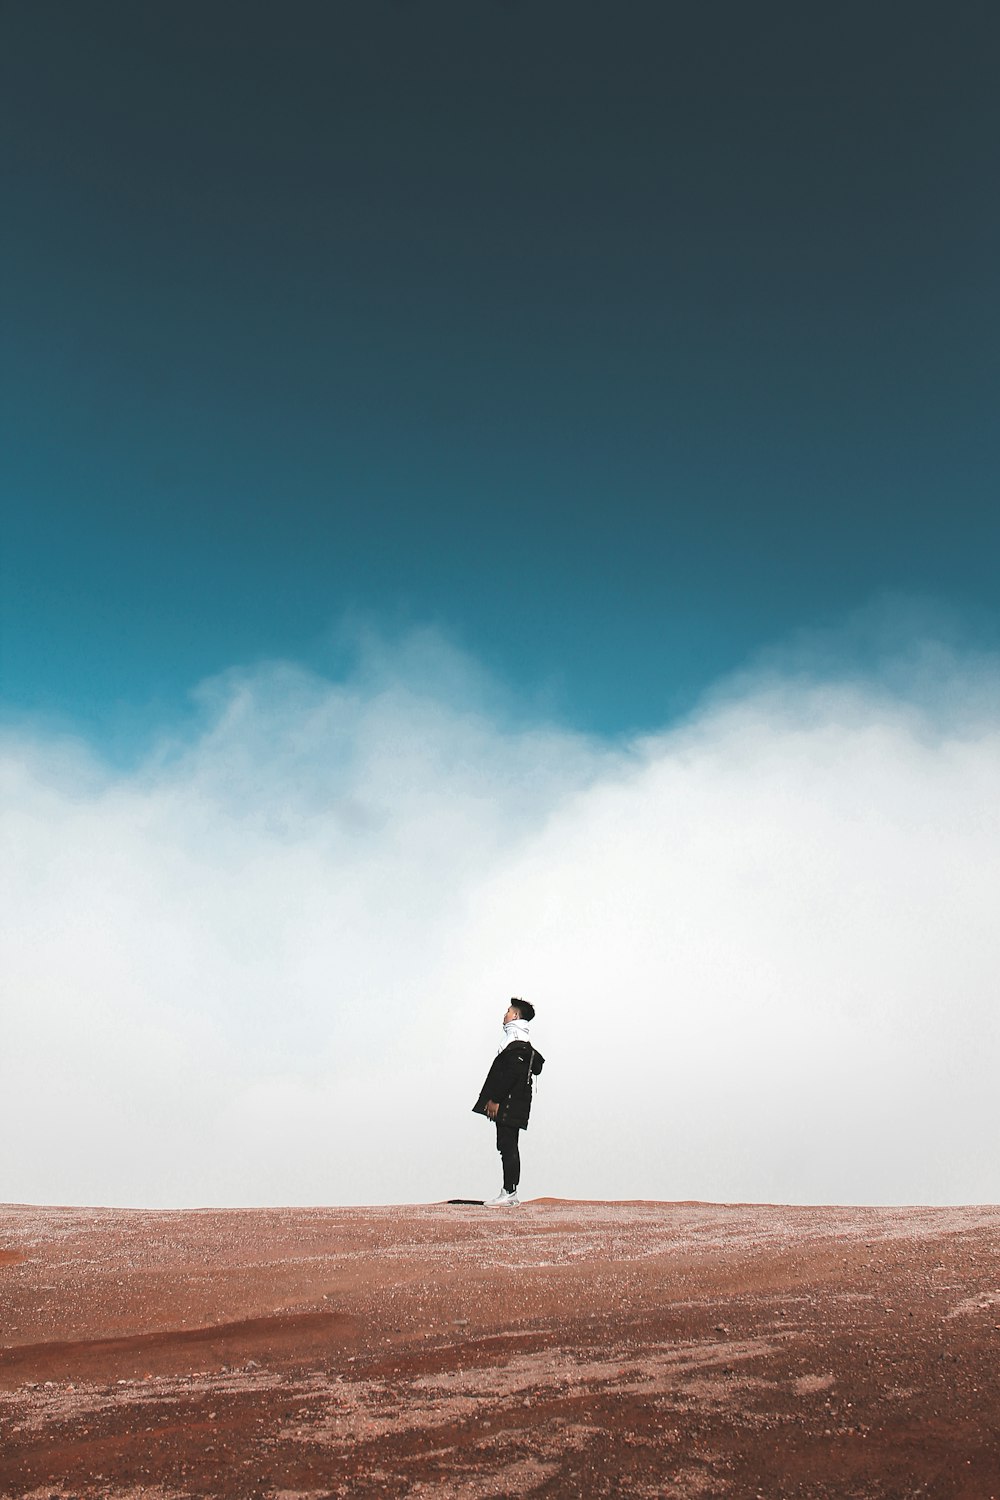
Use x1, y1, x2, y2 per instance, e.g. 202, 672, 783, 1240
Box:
485, 1189, 520, 1207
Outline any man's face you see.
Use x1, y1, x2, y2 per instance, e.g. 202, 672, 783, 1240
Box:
504, 1005, 519, 1025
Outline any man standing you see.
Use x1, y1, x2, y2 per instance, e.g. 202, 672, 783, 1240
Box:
472, 998, 545, 1207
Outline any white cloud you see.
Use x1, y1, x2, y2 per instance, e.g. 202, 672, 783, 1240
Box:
2, 622, 998, 1207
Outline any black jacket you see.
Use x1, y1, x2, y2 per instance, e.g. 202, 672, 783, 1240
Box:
472, 1040, 545, 1131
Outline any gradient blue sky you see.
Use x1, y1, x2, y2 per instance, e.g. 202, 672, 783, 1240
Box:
2, 0, 998, 750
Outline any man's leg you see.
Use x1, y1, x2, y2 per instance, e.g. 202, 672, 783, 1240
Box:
495, 1123, 521, 1194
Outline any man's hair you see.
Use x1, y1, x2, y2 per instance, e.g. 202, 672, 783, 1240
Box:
510, 997, 535, 1022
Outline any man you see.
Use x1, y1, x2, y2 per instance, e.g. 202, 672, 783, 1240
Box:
472, 998, 545, 1207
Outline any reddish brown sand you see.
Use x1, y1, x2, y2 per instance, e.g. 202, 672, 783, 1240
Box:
1, 1201, 999, 1499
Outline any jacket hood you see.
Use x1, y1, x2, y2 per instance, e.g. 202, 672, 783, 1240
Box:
503, 1039, 545, 1074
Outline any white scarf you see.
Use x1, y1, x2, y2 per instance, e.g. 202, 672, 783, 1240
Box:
502, 1017, 531, 1048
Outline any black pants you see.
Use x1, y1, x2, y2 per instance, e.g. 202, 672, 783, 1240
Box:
496, 1123, 521, 1192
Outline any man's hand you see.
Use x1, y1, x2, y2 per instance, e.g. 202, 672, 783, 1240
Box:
485, 1099, 500, 1121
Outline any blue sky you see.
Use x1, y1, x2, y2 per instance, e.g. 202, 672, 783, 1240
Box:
2, 1, 998, 751
3, 4, 1000, 1207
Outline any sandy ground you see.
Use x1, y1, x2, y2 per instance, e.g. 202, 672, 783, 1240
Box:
1, 1200, 999, 1499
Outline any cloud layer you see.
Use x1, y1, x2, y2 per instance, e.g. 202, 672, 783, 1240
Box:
3, 625, 999, 1207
